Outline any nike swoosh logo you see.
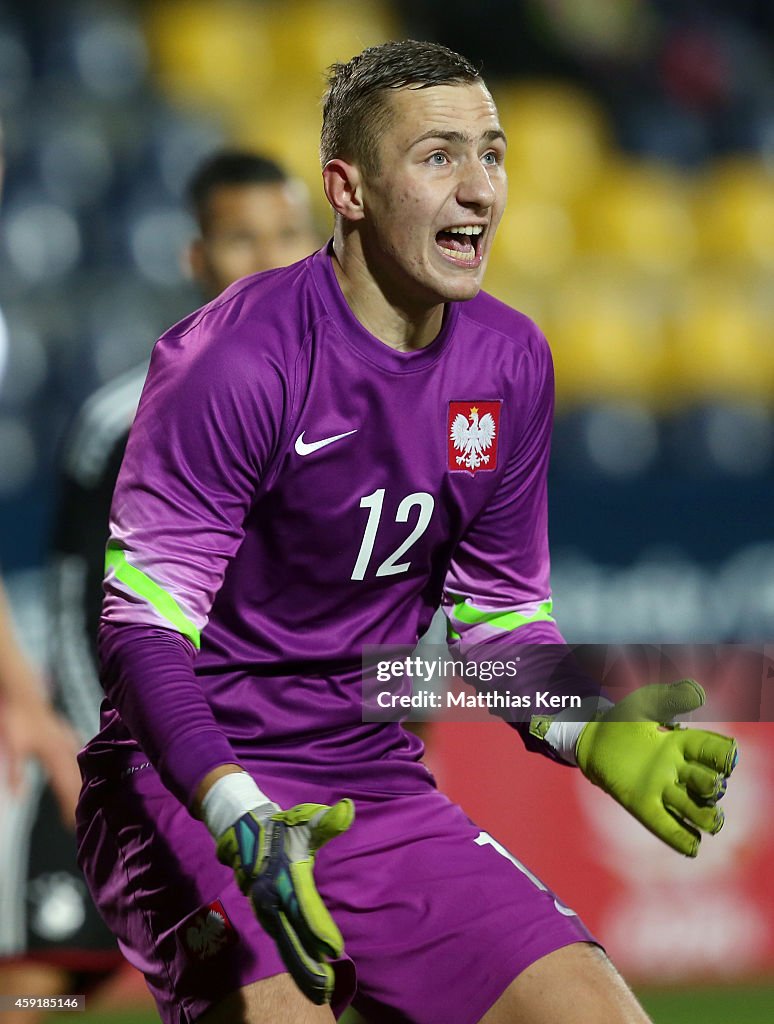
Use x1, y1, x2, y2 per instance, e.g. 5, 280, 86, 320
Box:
294, 429, 358, 456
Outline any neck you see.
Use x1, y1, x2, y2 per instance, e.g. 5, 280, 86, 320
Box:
330, 226, 445, 352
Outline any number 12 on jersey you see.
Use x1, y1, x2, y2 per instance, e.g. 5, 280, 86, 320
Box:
351, 488, 434, 581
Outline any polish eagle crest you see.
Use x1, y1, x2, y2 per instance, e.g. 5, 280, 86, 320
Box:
183, 901, 235, 960
185, 909, 228, 958
450, 406, 497, 471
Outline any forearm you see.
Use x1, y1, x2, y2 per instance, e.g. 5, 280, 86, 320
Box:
448, 616, 606, 763
0, 579, 83, 820
99, 620, 241, 809
0, 579, 45, 703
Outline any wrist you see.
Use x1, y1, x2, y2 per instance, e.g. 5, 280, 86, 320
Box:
194, 764, 244, 811
199, 770, 278, 839
532, 697, 613, 765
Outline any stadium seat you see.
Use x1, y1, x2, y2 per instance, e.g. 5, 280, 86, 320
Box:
666, 274, 774, 405
574, 160, 697, 275
493, 81, 610, 202
32, 113, 114, 211
1, 195, 83, 286
0, 20, 32, 110
665, 403, 774, 478
490, 196, 576, 281
551, 402, 661, 479
544, 269, 668, 408
143, 0, 275, 110
67, 5, 149, 100
263, 0, 398, 87
694, 157, 774, 269
140, 105, 226, 200
614, 97, 712, 168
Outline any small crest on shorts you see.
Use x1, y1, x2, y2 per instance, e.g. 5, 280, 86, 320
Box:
448, 401, 501, 474
182, 899, 236, 961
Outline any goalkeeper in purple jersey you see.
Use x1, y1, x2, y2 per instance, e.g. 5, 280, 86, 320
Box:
76, 40, 737, 1024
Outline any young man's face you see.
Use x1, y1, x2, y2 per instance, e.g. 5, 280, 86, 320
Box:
359, 81, 507, 307
190, 181, 318, 298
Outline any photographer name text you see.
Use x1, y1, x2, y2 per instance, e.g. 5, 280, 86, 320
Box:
375, 690, 581, 710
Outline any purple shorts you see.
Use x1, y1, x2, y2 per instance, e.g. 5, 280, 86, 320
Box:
76, 757, 595, 1024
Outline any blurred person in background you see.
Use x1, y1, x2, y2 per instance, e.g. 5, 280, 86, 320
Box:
0, 148, 318, 1023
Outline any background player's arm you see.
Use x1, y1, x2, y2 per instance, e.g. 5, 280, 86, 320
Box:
0, 577, 81, 825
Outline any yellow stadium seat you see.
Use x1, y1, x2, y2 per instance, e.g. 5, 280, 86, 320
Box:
574, 160, 697, 274
544, 269, 668, 408
666, 274, 774, 404
493, 81, 610, 202
694, 158, 774, 268
144, 1, 274, 109
265, 0, 398, 86
490, 197, 576, 280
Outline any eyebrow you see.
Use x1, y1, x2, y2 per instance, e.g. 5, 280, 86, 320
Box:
409, 128, 507, 148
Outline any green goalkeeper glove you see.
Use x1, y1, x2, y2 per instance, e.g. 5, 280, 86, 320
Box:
216, 800, 355, 1004
576, 679, 737, 857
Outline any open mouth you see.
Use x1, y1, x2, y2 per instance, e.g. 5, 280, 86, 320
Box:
435, 224, 485, 267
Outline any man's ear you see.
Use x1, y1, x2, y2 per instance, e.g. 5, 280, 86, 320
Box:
322, 159, 365, 222
187, 238, 206, 283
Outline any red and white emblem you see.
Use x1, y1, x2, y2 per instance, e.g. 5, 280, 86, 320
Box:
448, 401, 501, 473
182, 900, 236, 961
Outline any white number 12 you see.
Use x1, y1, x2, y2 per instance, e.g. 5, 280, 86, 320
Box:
351, 488, 434, 581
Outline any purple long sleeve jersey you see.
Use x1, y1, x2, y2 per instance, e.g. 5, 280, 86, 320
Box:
90, 244, 578, 808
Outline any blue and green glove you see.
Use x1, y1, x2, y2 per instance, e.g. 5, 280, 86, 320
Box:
575, 679, 737, 857
216, 800, 355, 1004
